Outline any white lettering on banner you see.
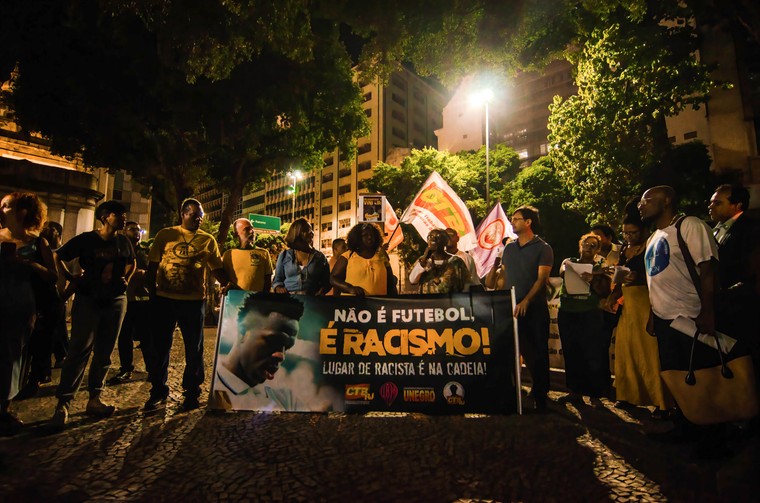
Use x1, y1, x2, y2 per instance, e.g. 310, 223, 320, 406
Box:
446, 362, 487, 376
374, 362, 416, 375
322, 362, 355, 375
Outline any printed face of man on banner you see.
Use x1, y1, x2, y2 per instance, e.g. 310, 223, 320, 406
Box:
225, 293, 304, 386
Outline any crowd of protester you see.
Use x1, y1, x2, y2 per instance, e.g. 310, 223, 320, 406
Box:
0, 183, 758, 463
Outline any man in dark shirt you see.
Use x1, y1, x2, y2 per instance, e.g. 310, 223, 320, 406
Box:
109, 221, 150, 384
502, 205, 554, 411
708, 184, 760, 382
49, 200, 135, 431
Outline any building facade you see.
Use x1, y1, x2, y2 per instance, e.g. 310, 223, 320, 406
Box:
1, 77, 152, 240
215, 67, 446, 255
436, 62, 577, 166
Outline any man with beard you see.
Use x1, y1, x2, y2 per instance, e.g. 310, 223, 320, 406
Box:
210, 292, 303, 411
143, 199, 228, 411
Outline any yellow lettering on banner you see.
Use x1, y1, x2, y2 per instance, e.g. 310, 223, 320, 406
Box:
319, 326, 338, 355
383, 329, 404, 355
324, 326, 491, 357
344, 330, 363, 355
408, 329, 428, 356
427, 328, 453, 354
453, 328, 481, 355
363, 329, 385, 356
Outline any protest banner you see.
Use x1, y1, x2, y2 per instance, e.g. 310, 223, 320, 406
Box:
400, 171, 477, 251
210, 290, 518, 414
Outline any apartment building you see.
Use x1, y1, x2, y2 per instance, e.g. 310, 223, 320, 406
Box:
436, 61, 577, 166
237, 67, 446, 255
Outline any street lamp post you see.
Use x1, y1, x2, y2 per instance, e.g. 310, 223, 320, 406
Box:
472, 89, 494, 209
288, 170, 302, 222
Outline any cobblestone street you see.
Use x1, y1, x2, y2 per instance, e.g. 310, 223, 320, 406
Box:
1, 328, 758, 502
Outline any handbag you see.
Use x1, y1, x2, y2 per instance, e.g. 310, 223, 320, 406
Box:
659, 217, 759, 425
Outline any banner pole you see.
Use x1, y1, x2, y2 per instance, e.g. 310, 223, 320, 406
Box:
385, 221, 401, 245
208, 292, 227, 409
511, 287, 522, 415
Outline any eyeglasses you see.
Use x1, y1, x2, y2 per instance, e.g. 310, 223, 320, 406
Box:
510, 217, 524, 223
125, 227, 143, 233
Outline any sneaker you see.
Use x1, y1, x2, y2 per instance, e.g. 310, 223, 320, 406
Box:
0, 412, 23, 437
107, 370, 133, 385
85, 396, 116, 418
182, 396, 200, 411
49, 403, 69, 431
143, 395, 168, 411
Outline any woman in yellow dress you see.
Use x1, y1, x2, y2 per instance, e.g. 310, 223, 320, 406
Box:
330, 223, 394, 296
612, 213, 672, 417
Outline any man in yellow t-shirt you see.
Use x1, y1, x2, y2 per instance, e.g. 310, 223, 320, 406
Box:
222, 218, 272, 293
143, 198, 228, 411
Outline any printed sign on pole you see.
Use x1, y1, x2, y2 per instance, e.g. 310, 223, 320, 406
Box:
359, 195, 386, 223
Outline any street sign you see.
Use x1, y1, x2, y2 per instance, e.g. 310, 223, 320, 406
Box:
248, 213, 281, 235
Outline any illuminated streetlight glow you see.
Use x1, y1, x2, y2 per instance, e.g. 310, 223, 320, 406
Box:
288, 170, 303, 222
471, 88, 494, 209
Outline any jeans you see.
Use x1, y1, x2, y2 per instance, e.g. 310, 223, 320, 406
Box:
56, 294, 127, 402
147, 296, 206, 399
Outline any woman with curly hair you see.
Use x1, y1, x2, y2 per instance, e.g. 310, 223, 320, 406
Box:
330, 223, 395, 296
273, 218, 330, 295
0, 192, 57, 435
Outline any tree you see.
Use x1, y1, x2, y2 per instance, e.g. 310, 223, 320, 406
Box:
505, 156, 587, 271
1, 0, 368, 250
547, 4, 718, 224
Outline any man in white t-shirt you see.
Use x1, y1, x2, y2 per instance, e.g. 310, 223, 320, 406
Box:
639, 186, 723, 452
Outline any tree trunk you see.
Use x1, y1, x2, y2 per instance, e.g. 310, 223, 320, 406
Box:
216, 159, 246, 253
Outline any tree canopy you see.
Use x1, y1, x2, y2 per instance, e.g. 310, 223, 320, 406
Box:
1, 0, 369, 247
547, 4, 718, 224
367, 145, 520, 222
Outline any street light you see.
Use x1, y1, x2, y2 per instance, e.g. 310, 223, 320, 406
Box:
471, 88, 494, 209
288, 170, 303, 222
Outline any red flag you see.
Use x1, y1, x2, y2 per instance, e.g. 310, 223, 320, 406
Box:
384, 201, 404, 251
399, 172, 477, 250
470, 203, 515, 277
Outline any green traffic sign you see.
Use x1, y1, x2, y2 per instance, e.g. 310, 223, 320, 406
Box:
248, 213, 281, 235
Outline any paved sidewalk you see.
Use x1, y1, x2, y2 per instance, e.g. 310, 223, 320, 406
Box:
1, 328, 758, 502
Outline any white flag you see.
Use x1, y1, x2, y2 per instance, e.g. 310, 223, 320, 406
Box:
400, 171, 477, 250
470, 203, 516, 277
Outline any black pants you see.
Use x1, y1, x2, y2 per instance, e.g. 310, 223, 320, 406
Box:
115, 301, 149, 372
24, 301, 64, 384
147, 297, 206, 399
558, 308, 609, 397
517, 301, 551, 401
